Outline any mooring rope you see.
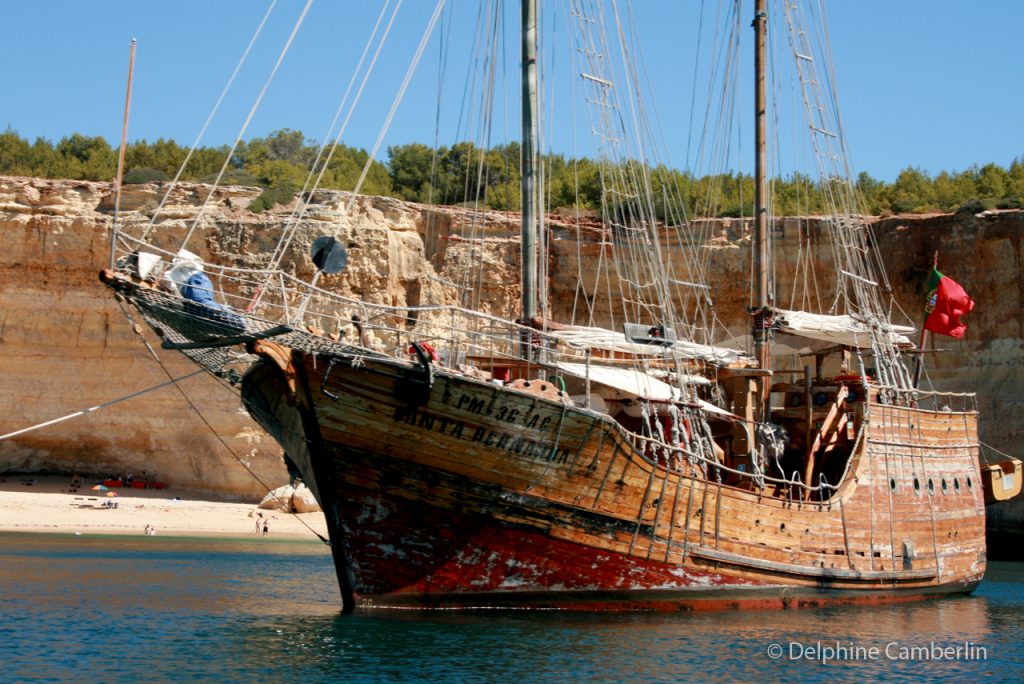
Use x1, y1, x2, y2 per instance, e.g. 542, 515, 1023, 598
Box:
114, 301, 332, 545
0, 370, 205, 442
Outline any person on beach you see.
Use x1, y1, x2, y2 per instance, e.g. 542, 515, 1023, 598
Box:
262, 519, 269, 536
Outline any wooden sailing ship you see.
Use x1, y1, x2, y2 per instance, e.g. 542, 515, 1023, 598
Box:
101, 0, 985, 611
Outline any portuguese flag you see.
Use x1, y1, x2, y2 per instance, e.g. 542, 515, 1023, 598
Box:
924, 268, 974, 339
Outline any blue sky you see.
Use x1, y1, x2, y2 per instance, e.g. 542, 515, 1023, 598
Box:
2, 0, 1020, 181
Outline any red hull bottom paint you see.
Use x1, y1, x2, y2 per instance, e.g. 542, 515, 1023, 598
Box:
332, 480, 979, 611
362, 584, 982, 612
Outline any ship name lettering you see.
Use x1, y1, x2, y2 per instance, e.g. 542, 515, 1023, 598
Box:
393, 406, 569, 464
524, 414, 551, 430
494, 405, 520, 423
456, 394, 487, 415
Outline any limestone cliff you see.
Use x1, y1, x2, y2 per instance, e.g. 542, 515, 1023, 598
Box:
1, 176, 1021, 514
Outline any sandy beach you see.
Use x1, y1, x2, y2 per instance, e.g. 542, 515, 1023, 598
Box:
0, 474, 328, 540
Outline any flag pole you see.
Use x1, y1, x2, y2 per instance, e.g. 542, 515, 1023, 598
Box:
912, 250, 939, 388
110, 38, 137, 270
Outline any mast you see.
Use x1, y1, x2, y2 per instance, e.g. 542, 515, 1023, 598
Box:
520, 0, 539, 332
110, 38, 137, 270
912, 250, 940, 387
752, 0, 771, 371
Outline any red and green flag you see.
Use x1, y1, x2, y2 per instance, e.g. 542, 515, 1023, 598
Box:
924, 268, 974, 339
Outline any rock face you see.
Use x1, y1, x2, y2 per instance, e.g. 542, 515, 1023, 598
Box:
259, 483, 320, 513
1, 176, 1021, 514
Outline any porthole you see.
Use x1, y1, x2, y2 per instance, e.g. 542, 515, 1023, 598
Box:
889, 478, 897, 492
966, 476, 973, 491
927, 479, 935, 495
954, 478, 961, 493
941, 478, 949, 494
913, 477, 921, 495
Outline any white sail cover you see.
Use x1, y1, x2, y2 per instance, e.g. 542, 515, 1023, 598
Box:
551, 325, 746, 364
556, 362, 735, 418
557, 361, 683, 401
773, 309, 915, 350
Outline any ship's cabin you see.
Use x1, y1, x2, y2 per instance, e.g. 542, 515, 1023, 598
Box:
467, 314, 907, 501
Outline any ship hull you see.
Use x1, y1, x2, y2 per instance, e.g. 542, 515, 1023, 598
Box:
241, 347, 987, 611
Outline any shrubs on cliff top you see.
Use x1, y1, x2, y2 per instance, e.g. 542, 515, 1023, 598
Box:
201, 168, 259, 187
2, 127, 1024, 219
956, 199, 985, 214
955, 197, 1017, 214
122, 167, 168, 184
249, 182, 297, 213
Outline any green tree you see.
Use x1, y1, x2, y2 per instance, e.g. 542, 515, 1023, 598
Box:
887, 166, 936, 213
188, 146, 233, 182
975, 162, 1009, 199
319, 143, 392, 196
0, 128, 32, 175
54, 133, 116, 180
249, 158, 306, 188
388, 143, 436, 201
854, 171, 883, 214
264, 128, 309, 164
483, 143, 522, 210
932, 171, 960, 212
237, 129, 312, 170
1007, 157, 1024, 198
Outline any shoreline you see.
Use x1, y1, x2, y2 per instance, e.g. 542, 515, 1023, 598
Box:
0, 474, 328, 541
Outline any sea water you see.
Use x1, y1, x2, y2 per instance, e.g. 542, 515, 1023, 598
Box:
1, 531, 1021, 683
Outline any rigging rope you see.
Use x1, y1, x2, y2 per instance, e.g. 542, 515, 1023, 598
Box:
294, 0, 446, 322
252, 0, 400, 309
113, 301, 332, 545
178, 0, 315, 254
0, 370, 205, 442
139, 0, 280, 245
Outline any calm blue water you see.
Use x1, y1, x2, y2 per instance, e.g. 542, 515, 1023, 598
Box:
1, 532, 1021, 683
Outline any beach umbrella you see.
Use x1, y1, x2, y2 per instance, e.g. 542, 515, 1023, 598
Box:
92, 484, 108, 491
106, 491, 118, 497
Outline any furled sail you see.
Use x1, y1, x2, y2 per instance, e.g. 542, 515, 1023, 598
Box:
772, 308, 915, 353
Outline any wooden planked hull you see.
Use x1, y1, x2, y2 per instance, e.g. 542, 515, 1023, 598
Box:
243, 349, 987, 610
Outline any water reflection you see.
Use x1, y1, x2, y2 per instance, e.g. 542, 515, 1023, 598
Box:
2, 532, 338, 616
1, 532, 1021, 683
249, 591, 1008, 683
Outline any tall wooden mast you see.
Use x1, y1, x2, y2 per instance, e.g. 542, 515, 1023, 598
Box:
752, 0, 771, 371
520, 0, 539, 340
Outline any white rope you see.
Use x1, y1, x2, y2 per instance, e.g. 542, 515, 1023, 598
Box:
980, 440, 1019, 462
344, 0, 446, 215
294, 0, 446, 321
0, 371, 205, 442
179, 0, 315, 253
253, 0, 400, 308
139, 0, 279, 244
